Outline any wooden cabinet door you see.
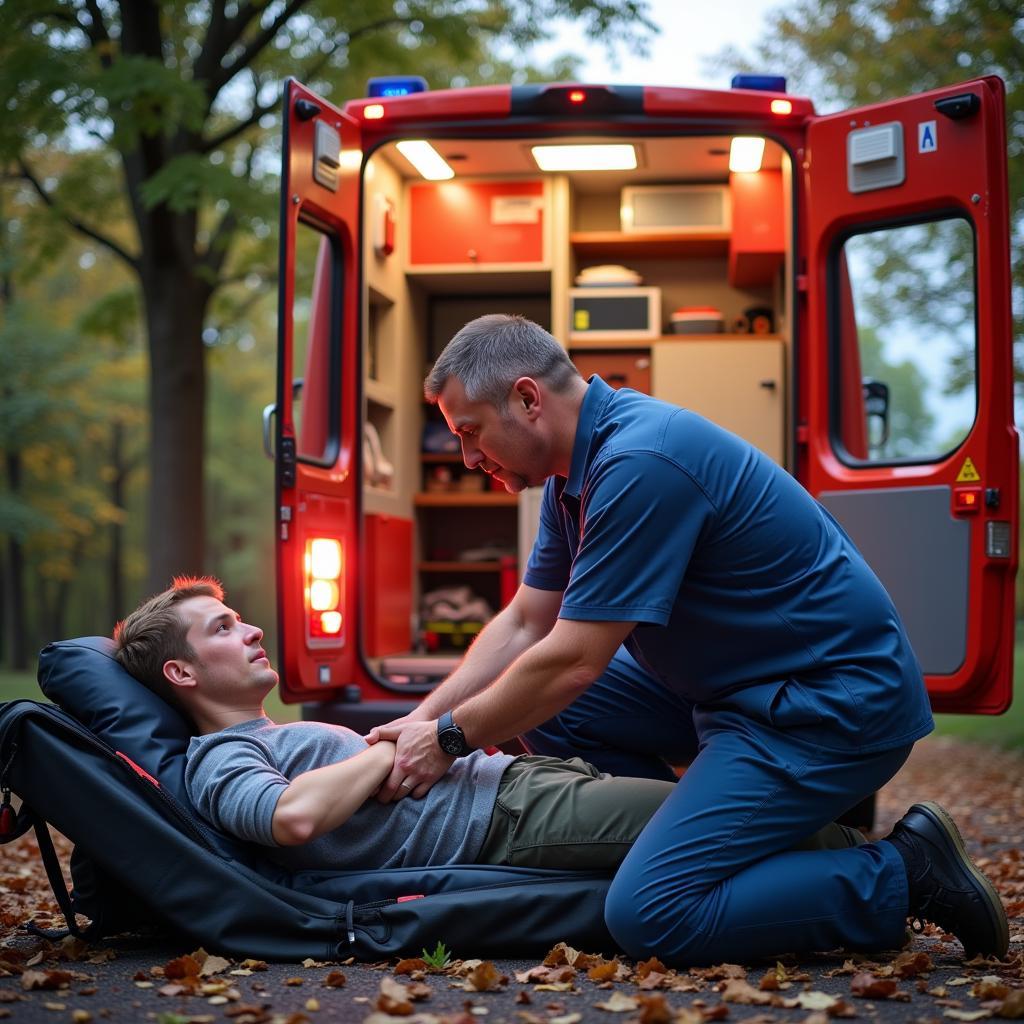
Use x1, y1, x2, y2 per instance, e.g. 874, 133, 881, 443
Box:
651, 340, 785, 464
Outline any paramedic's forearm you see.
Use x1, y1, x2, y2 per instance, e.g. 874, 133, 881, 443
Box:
454, 618, 636, 749
417, 591, 557, 719
272, 741, 396, 845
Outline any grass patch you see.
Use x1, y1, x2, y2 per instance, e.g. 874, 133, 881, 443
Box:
0, 669, 45, 705
931, 636, 1024, 750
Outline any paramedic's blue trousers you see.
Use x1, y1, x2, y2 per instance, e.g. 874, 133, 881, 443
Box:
521, 650, 913, 965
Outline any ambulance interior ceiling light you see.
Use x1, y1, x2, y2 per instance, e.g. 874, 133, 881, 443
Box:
531, 144, 637, 172
729, 137, 765, 173
396, 140, 455, 180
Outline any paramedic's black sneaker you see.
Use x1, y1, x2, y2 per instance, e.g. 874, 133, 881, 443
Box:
884, 801, 1008, 959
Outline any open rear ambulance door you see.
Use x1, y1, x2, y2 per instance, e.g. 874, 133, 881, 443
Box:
803, 76, 1017, 713
271, 80, 362, 701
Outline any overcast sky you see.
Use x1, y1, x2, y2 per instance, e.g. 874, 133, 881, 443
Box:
537, 0, 782, 90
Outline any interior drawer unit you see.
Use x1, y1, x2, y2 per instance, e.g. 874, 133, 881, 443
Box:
652, 339, 785, 464
571, 350, 651, 394
407, 179, 547, 267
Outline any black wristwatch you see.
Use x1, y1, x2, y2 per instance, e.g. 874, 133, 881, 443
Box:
437, 710, 474, 757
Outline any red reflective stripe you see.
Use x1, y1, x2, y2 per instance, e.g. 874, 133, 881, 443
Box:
115, 751, 161, 788
396, 894, 425, 903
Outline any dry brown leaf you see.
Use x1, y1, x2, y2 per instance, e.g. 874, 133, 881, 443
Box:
692, 964, 747, 981
587, 959, 620, 982
323, 970, 347, 988
635, 957, 669, 980
700, 1003, 729, 1020
463, 961, 506, 992
594, 990, 640, 1012
850, 973, 899, 999
637, 992, 674, 1024
376, 975, 414, 1016
199, 954, 231, 976
164, 954, 202, 980
396, 958, 429, 975
973, 978, 1011, 1000
943, 1011, 993, 1021
543, 943, 577, 967
20, 969, 72, 991
889, 951, 933, 978
638, 971, 673, 990
794, 991, 838, 1011
719, 979, 776, 1006
998, 991, 1024, 1019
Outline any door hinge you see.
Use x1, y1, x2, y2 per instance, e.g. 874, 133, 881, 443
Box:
279, 436, 296, 488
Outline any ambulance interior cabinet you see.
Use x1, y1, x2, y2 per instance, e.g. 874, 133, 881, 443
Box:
407, 180, 548, 268
363, 513, 414, 656
651, 339, 785, 464
728, 170, 784, 288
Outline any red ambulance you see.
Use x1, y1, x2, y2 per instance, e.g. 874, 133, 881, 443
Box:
268, 74, 1016, 736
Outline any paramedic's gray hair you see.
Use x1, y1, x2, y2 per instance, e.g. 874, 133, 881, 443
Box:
424, 314, 580, 411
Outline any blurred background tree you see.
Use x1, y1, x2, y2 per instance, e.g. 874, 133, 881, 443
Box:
716, 0, 1022, 381
0, 0, 653, 664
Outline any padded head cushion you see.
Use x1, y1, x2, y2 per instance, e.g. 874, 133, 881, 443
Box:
37, 637, 193, 806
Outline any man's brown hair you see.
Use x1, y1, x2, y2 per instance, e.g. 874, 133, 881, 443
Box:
113, 576, 225, 709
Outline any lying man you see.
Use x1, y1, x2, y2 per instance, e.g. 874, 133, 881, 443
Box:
113, 577, 864, 876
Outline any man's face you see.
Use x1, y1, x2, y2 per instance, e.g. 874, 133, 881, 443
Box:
172, 595, 279, 698
438, 377, 547, 494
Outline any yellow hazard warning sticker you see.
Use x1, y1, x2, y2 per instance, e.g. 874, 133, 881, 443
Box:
574, 309, 590, 330
956, 457, 980, 482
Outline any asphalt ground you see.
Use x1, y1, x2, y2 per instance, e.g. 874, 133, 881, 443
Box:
1, 735, 1022, 1024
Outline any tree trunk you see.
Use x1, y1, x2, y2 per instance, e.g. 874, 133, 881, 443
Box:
143, 272, 209, 593
109, 420, 125, 622
3, 451, 29, 670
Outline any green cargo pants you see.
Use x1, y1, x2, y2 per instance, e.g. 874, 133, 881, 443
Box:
476, 755, 864, 871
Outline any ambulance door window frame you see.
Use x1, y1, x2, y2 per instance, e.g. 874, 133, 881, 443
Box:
826, 209, 980, 468
292, 212, 343, 469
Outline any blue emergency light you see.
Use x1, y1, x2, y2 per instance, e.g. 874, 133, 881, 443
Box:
366, 76, 429, 98
731, 74, 787, 93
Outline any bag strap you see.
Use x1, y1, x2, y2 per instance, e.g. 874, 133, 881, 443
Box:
27, 814, 90, 941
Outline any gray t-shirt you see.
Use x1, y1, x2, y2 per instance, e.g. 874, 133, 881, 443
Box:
185, 718, 513, 872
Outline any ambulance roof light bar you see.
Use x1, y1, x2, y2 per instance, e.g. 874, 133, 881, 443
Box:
731, 74, 787, 93
366, 75, 428, 98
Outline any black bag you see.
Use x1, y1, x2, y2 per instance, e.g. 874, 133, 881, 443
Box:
0, 638, 615, 960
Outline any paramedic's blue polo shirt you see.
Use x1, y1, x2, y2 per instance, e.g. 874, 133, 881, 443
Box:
523, 376, 933, 753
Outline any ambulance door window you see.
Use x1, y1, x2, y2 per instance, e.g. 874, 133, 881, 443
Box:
292, 220, 341, 465
833, 217, 976, 464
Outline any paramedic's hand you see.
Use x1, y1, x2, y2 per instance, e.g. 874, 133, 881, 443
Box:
372, 719, 454, 803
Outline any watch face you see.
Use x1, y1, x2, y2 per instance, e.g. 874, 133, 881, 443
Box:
439, 732, 463, 756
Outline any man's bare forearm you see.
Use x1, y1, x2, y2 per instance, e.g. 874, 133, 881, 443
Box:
272, 741, 396, 845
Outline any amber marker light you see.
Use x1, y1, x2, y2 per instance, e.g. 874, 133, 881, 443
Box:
771, 99, 793, 115
364, 104, 385, 120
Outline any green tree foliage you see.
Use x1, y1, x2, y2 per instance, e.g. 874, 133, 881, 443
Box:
718, 0, 1022, 381
0, 0, 654, 597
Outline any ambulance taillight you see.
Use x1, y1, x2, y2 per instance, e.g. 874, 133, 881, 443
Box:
305, 538, 344, 640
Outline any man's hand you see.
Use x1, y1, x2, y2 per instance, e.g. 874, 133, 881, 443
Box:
365, 711, 421, 746
373, 719, 455, 803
